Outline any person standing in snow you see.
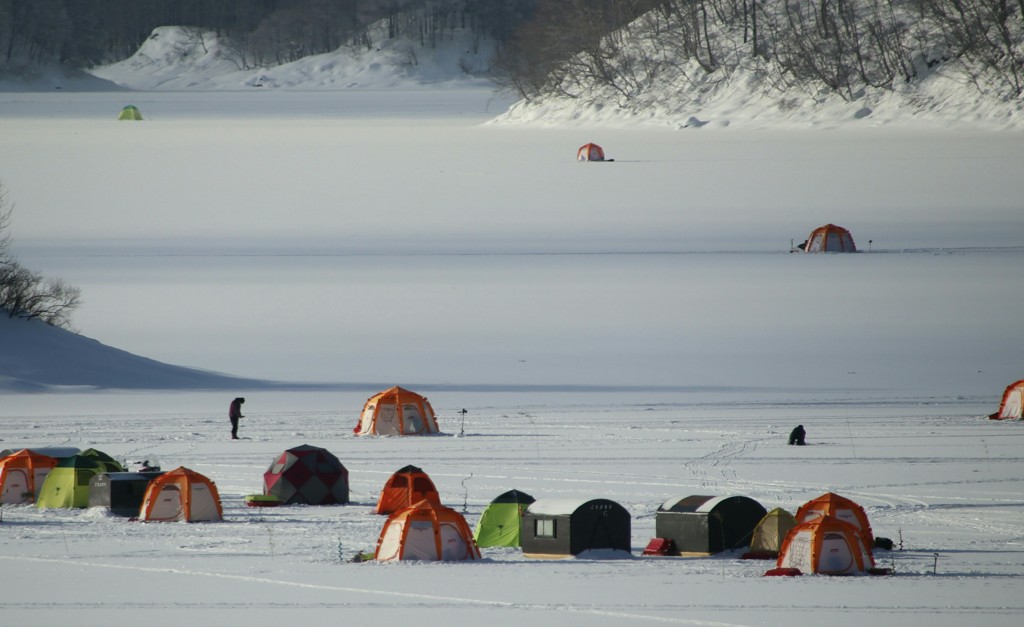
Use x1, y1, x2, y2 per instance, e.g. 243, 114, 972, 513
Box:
229, 397, 245, 439
788, 424, 806, 446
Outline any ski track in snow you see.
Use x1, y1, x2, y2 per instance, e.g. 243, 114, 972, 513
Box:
0, 555, 747, 626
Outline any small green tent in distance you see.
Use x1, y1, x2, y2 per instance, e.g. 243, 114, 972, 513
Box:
474, 489, 535, 548
118, 105, 143, 120
37, 453, 124, 508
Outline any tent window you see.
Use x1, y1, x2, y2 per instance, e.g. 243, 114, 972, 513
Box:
535, 518, 556, 538
402, 404, 424, 434
77, 472, 92, 486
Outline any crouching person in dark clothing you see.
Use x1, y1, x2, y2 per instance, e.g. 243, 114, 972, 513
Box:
788, 424, 806, 445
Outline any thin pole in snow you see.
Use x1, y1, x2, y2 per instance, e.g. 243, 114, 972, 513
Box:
459, 408, 467, 436
461, 473, 473, 514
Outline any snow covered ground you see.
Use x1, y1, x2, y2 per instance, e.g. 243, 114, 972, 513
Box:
1, 391, 1021, 626
2, 27, 1024, 626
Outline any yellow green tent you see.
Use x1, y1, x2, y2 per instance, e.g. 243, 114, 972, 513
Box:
118, 105, 143, 120
473, 489, 535, 548
36, 453, 124, 508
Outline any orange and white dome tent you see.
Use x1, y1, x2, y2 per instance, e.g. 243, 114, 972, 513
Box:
989, 379, 1024, 420
577, 142, 606, 161
795, 492, 874, 548
375, 499, 482, 562
374, 465, 441, 515
802, 223, 857, 252
775, 516, 875, 575
353, 386, 439, 436
139, 467, 222, 522
0, 449, 59, 504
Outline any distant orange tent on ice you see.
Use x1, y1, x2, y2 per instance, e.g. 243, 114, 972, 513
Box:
989, 379, 1024, 420
577, 143, 607, 161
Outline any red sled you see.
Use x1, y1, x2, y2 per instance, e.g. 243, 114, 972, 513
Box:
642, 538, 676, 556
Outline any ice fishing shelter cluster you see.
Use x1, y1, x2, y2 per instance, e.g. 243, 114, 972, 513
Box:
263, 444, 349, 505
654, 495, 767, 555
353, 386, 440, 436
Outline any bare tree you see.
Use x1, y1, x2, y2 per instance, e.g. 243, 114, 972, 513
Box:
930, 0, 1024, 96
0, 181, 81, 330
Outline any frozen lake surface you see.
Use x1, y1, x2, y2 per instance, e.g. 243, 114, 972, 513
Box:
1, 88, 1023, 626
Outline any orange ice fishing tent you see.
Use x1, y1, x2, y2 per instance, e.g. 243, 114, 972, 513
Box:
802, 224, 857, 252
989, 379, 1024, 420
795, 492, 873, 547
0, 449, 59, 504
139, 467, 223, 522
775, 516, 875, 575
375, 499, 482, 562
374, 465, 441, 515
577, 143, 606, 161
353, 386, 440, 436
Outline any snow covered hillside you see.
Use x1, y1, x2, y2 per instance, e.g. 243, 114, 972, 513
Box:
0, 316, 267, 391
493, 62, 1024, 130
88, 25, 497, 91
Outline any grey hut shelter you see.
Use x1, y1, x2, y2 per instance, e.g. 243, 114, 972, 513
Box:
656, 495, 767, 555
521, 498, 631, 557
88, 471, 165, 517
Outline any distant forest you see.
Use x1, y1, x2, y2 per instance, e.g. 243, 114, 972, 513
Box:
2, 0, 1021, 100
0, 0, 537, 67
490, 0, 1024, 101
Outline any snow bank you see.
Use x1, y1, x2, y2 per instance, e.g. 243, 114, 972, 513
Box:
492, 61, 1024, 131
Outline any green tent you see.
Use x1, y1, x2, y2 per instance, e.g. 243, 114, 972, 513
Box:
36, 454, 124, 509
118, 105, 143, 120
473, 489, 535, 548
80, 448, 124, 473
748, 507, 798, 556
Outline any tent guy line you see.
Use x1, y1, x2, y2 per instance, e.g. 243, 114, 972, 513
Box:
0, 555, 745, 626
